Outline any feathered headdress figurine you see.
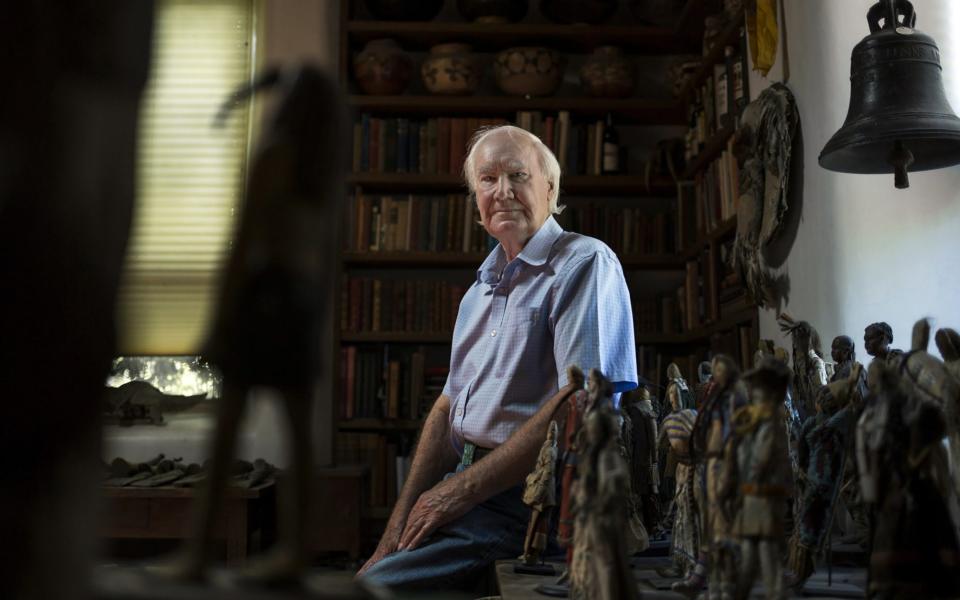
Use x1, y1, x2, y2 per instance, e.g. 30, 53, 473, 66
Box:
777, 313, 827, 421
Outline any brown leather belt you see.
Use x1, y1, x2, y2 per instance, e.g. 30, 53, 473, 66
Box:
461, 441, 494, 467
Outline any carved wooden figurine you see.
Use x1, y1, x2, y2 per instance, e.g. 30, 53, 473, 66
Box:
856, 347, 960, 599
788, 362, 863, 588
778, 313, 828, 422
659, 408, 700, 581
518, 420, 560, 574
731, 358, 792, 600
173, 66, 345, 583
569, 370, 638, 600
863, 321, 903, 366
667, 362, 695, 411
675, 355, 745, 600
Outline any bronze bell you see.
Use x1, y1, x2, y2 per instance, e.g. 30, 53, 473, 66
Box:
819, 0, 960, 189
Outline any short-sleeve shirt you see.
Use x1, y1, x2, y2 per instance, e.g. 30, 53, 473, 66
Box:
442, 216, 638, 453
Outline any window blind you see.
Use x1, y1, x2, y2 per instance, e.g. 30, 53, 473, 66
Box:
118, 0, 255, 355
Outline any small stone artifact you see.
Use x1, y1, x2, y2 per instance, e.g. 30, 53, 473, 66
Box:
169, 65, 345, 584
729, 358, 792, 600
517, 420, 560, 575
569, 370, 639, 600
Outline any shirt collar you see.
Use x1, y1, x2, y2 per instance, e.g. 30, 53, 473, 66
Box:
476, 216, 563, 284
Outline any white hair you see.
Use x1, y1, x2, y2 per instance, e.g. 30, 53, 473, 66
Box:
462, 125, 564, 215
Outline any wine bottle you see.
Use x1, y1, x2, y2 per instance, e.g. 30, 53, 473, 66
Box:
602, 112, 620, 174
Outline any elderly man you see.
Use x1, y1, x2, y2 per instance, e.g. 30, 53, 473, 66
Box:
357, 125, 638, 590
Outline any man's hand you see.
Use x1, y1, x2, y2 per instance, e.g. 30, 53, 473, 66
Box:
356, 524, 402, 578
397, 476, 474, 551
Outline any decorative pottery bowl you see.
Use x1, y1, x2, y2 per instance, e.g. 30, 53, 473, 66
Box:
580, 46, 636, 98
421, 43, 481, 95
494, 47, 565, 97
353, 38, 413, 95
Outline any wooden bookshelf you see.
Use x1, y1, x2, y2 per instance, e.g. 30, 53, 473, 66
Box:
345, 21, 699, 54
343, 251, 486, 267
348, 96, 685, 125
681, 215, 737, 259
340, 331, 453, 343
347, 173, 678, 197
339, 418, 424, 432
678, 8, 747, 102
682, 125, 734, 179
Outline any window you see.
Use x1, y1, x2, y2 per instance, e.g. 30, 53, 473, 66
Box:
117, 0, 256, 355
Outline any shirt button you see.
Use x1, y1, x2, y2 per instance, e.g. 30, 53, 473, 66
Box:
456, 407, 463, 416
491, 330, 497, 337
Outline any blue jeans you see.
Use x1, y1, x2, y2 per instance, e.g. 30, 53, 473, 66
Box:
360, 465, 553, 591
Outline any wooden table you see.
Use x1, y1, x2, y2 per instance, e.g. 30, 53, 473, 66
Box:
101, 482, 275, 562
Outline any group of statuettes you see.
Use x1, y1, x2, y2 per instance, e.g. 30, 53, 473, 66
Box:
517, 314, 960, 600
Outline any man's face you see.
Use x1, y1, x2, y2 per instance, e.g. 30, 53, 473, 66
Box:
473, 132, 552, 246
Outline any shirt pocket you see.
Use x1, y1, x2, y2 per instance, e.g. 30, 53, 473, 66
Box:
495, 306, 546, 378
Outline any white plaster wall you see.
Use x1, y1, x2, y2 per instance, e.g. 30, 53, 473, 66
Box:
753, 0, 960, 361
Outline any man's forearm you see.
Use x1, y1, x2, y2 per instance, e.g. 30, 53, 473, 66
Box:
385, 394, 459, 533
452, 381, 578, 505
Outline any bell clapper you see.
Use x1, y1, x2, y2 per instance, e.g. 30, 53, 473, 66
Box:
888, 139, 914, 189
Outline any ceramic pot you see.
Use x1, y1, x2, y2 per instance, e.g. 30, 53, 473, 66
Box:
494, 47, 565, 97
539, 0, 617, 25
363, 0, 443, 21
456, 0, 528, 23
421, 43, 481, 95
353, 39, 413, 95
579, 46, 636, 98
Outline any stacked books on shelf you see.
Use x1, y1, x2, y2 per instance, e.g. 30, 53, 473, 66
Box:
352, 115, 509, 175
344, 193, 492, 254
336, 432, 413, 509
717, 237, 751, 318
340, 276, 466, 334
693, 144, 739, 232
351, 111, 630, 179
557, 205, 675, 256
339, 345, 441, 421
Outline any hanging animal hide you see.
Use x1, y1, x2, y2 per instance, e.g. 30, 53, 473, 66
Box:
731, 82, 799, 307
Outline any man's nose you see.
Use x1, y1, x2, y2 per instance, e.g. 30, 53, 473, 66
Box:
493, 175, 513, 199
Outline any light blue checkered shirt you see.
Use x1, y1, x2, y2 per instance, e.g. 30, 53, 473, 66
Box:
442, 216, 638, 453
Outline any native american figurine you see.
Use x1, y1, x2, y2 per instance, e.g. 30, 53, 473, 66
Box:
863, 321, 903, 367
778, 313, 828, 422
169, 66, 345, 583
667, 363, 695, 411
729, 358, 792, 600
674, 355, 745, 600
659, 408, 700, 581
788, 362, 863, 587
856, 356, 960, 599
569, 370, 638, 600
519, 420, 559, 572
935, 327, 960, 499
622, 387, 659, 541
551, 366, 588, 587
829, 335, 870, 546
